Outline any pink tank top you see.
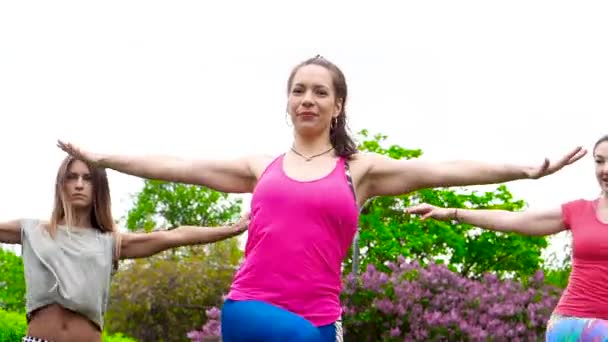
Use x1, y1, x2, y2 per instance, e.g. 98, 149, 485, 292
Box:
227, 154, 359, 326
554, 199, 608, 319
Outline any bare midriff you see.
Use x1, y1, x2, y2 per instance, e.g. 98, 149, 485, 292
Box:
26, 304, 101, 342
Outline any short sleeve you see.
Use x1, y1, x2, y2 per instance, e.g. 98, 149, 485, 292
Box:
19, 218, 40, 243
561, 199, 586, 230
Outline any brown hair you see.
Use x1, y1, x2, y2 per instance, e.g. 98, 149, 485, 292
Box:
48, 156, 121, 265
287, 55, 358, 159
594, 135, 608, 155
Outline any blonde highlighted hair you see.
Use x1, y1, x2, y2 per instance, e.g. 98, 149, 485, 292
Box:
48, 156, 121, 266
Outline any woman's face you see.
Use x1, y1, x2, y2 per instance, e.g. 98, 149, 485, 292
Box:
287, 64, 341, 137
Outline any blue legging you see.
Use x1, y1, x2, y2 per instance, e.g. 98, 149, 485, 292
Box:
546, 313, 608, 341
221, 299, 338, 342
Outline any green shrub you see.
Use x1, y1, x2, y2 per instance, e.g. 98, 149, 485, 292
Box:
102, 331, 139, 341
0, 308, 27, 342
0, 308, 137, 342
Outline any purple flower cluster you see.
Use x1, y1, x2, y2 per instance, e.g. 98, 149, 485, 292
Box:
187, 307, 222, 342
342, 257, 561, 341
187, 257, 562, 341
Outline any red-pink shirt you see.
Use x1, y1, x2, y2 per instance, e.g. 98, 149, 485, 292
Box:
555, 198, 608, 318
227, 155, 359, 326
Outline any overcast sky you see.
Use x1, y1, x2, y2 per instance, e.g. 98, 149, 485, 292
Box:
1, 1, 606, 259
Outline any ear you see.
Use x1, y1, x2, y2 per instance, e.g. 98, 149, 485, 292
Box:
334, 98, 343, 117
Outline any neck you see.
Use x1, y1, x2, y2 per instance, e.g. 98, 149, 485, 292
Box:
62, 209, 93, 228
292, 132, 333, 156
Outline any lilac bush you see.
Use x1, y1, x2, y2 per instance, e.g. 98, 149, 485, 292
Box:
187, 257, 562, 341
342, 257, 561, 341
187, 307, 222, 342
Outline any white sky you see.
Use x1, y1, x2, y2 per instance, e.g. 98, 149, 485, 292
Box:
1, 1, 606, 260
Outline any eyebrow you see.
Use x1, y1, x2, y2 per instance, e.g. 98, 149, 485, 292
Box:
293, 82, 330, 89
67, 171, 91, 176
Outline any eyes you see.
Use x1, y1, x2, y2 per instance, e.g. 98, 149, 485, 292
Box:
291, 86, 329, 97
66, 173, 92, 182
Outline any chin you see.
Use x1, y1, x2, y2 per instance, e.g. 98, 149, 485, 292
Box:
69, 200, 92, 210
295, 123, 326, 135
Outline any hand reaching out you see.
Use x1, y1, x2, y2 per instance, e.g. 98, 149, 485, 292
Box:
523, 146, 587, 179
405, 203, 456, 221
56, 140, 104, 166
231, 212, 251, 234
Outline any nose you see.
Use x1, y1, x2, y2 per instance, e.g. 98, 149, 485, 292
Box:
75, 176, 85, 189
302, 90, 314, 107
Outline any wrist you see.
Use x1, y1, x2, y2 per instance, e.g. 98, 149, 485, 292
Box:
451, 208, 460, 221
230, 223, 244, 235
97, 154, 111, 168
511, 164, 531, 180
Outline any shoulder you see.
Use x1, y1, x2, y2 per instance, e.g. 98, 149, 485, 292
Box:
19, 218, 45, 232
346, 151, 396, 180
345, 152, 375, 169
248, 154, 281, 179
562, 198, 594, 212
561, 198, 597, 229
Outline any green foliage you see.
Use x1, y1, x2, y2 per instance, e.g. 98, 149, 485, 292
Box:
103, 332, 138, 342
542, 236, 572, 289
125, 180, 242, 232
0, 308, 26, 342
107, 181, 244, 342
0, 308, 136, 342
0, 248, 26, 312
346, 130, 548, 280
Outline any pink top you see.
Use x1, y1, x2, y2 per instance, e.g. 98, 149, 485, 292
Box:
555, 198, 608, 319
227, 154, 359, 326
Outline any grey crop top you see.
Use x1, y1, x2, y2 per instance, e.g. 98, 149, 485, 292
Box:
20, 219, 117, 330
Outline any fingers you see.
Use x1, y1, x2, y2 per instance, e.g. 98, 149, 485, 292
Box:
566, 147, 587, 165
555, 147, 582, 167
546, 147, 587, 174
57, 140, 76, 154
405, 204, 429, 213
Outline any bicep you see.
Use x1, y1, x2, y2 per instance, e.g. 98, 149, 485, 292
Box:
187, 156, 263, 193
0, 220, 22, 244
514, 207, 567, 236
119, 232, 170, 259
364, 154, 436, 197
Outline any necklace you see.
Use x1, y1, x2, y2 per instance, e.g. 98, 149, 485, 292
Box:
290, 146, 334, 162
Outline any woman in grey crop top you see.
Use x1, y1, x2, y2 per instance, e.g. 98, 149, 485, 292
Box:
0, 155, 250, 342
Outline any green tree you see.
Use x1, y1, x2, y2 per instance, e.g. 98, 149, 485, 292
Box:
345, 130, 548, 280
542, 234, 572, 288
105, 181, 244, 342
0, 248, 25, 312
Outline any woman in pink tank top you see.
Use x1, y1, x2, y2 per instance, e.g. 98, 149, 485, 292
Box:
58, 56, 585, 342
407, 135, 608, 341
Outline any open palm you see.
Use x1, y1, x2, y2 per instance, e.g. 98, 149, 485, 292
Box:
524, 146, 587, 179
56, 140, 103, 166
405, 203, 454, 221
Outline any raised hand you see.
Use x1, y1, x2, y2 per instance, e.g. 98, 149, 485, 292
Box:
231, 211, 251, 234
405, 203, 455, 221
523, 146, 587, 179
56, 140, 104, 166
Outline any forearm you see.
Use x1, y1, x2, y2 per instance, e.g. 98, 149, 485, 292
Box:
168, 225, 242, 247
437, 160, 528, 187
450, 208, 523, 233
98, 153, 193, 183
